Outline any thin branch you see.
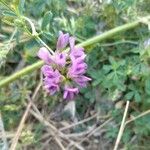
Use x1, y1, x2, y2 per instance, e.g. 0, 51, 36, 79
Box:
100, 40, 138, 47
64, 125, 96, 138
27, 99, 66, 150
0, 112, 8, 150
22, 17, 37, 35
113, 101, 130, 150
0, 60, 44, 87
60, 113, 98, 131
68, 118, 112, 150
53, 137, 66, 150
85, 118, 113, 139
29, 106, 84, 150
9, 80, 42, 150
22, 16, 54, 55
9, 102, 32, 150
125, 109, 150, 125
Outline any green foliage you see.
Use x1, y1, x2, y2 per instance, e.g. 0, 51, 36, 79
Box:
0, 0, 150, 149
41, 11, 53, 31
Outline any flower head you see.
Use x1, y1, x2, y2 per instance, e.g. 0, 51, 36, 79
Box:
38, 32, 91, 100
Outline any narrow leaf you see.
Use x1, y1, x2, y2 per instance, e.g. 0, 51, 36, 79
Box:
41, 11, 53, 30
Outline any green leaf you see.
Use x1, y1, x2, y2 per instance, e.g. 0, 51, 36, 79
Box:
2, 10, 17, 17
145, 78, 150, 95
42, 31, 53, 41
134, 91, 141, 102
92, 79, 101, 86
0, 49, 9, 60
18, 0, 25, 14
41, 11, 53, 30
125, 91, 134, 100
103, 65, 112, 73
24, 40, 39, 58
122, 129, 131, 143
109, 56, 116, 65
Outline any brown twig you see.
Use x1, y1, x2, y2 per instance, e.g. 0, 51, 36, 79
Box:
28, 104, 66, 150
29, 107, 84, 150
87, 118, 113, 138
68, 117, 113, 150
125, 109, 150, 125
9, 102, 32, 150
113, 101, 130, 150
64, 125, 96, 138
60, 113, 109, 131
0, 112, 8, 150
9, 79, 42, 150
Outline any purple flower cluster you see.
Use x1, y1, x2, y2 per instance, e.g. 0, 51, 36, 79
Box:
38, 31, 91, 100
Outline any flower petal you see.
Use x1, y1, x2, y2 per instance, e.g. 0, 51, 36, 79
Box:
74, 75, 91, 87
63, 86, 79, 100
37, 47, 52, 64
69, 37, 75, 50
53, 52, 67, 67
41, 65, 53, 77
57, 31, 69, 50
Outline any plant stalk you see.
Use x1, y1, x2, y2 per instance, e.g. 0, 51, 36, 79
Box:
0, 61, 44, 87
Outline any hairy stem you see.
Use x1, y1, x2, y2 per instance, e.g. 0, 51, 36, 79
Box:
78, 21, 139, 47
0, 16, 149, 88
0, 61, 44, 87
22, 16, 54, 55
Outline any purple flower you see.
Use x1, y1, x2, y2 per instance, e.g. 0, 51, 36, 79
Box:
52, 52, 68, 67
41, 65, 62, 82
68, 38, 87, 78
74, 75, 91, 87
38, 32, 91, 100
69, 37, 85, 59
38, 47, 67, 67
68, 60, 87, 78
67, 37, 91, 87
63, 86, 79, 100
69, 37, 75, 50
57, 31, 69, 50
41, 65, 62, 95
68, 60, 90, 87
70, 51, 86, 64
41, 65, 53, 77
70, 48, 85, 60
44, 78, 60, 95
37, 47, 52, 64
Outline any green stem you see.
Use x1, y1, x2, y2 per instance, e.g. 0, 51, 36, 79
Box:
0, 61, 44, 87
22, 16, 54, 54
78, 21, 139, 47
0, 17, 149, 88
